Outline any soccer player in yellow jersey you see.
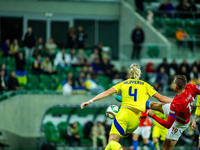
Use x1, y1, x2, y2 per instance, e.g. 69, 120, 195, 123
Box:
80, 64, 172, 150
152, 110, 168, 150
191, 95, 200, 149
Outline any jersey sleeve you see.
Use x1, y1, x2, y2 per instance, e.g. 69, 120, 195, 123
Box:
112, 82, 122, 93
195, 95, 200, 116
169, 101, 180, 118
188, 83, 200, 95
146, 83, 157, 97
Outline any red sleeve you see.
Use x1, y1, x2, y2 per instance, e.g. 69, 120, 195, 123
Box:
152, 114, 176, 129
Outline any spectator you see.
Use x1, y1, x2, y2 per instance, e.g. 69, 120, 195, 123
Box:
112, 73, 123, 85
77, 26, 87, 49
159, 1, 168, 17
62, 72, 75, 88
188, 1, 197, 13
45, 38, 57, 60
156, 67, 168, 91
62, 80, 73, 95
8, 71, 19, 91
101, 46, 111, 61
1, 39, 11, 57
179, 60, 191, 74
75, 72, 86, 89
153, 82, 162, 92
90, 121, 107, 149
131, 23, 145, 59
90, 58, 102, 75
42, 56, 55, 75
67, 122, 81, 147
145, 62, 156, 84
35, 37, 45, 56
0, 64, 8, 80
192, 60, 200, 72
88, 48, 100, 64
23, 27, 35, 59
166, 0, 174, 17
0, 70, 7, 93
15, 51, 26, 71
54, 48, 70, 68
176, 0, 189, 18
190, 73, 200, 86
32, 55, 43, 74
76, 48, 88, 65
147, 10, 154, 25
180, 66, 190, 82
103, 120, 111, 144
85, 73, 104, 93
110, 65, 118, 79
67, 27, 76, 49
169, 59, 179, 74
102, 58, 112, 78
157, 58, 169, 75
69, 48, 79, 66
175, 27, 193, 52
10, 39, 19, 55
119, 66, 128, 80
190, 66, 199, 80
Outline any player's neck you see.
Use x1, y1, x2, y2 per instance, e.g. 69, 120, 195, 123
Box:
176, 89, 185, 96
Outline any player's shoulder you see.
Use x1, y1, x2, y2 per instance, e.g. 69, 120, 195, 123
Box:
172, 95, 184, 104
186, 83, 196, 89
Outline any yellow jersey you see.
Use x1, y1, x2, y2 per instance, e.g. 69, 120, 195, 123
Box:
195, 95, 200, 116
113, 78, 157, 112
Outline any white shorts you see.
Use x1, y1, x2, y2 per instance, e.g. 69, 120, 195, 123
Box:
162, 103, 190, 140
133, 126, 151, 139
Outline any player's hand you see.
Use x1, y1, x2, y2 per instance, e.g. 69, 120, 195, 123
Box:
191, 121, 197, 130
143, 121, 147, 126
80, 101, 91, 109
147, 109, 154, 117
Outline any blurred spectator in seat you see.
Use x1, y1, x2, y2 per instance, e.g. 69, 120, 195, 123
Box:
85, 73, 104, 93
45, 38, 57, 60
188, 1, 197, 12
62, 79, 73, 95
67, 27, 76, 49
0, 70, 7, 93
190, 66, 199, 81
35, 37, 45, 56
23, 27, 35, 59
94, 43, 103, 63
77, 26, 87, 49
0, 64, 8, 81
69, 48, 79, 66
89, 48, 100, 64
176, 0, 189, 18
131, 23, 145, 60
166, 0, 174, 17
110, 65, 118, 79
103, 120, 111, 144
1, 39, 11, 57
157, 58, 169, 76
90, 121, 107, 149
119, 66, 127, 80
153, 82, 162, 92
145, 62, 156, 84
76, 48, 88, 65
15, 51, 26, 71
112, 73, 123, 85
190, 73, 200, 86
102, 58, 112, 78
42, 56, 55, 75
32, 55, 43, 74
10, 39, 19, 56
156, 67, 168, 91
175, 27, 193, 52
179, 59, 191, 75
159, 1, 168, 17
67, 122, 81, 147
62, 72, 75, 88
8, 71, 19, 91
101, 46, 111, 61
54, 48, 70, 68
180, 66, 190, 82
147, 10, 154, 25
192, 60, 200, 72
169, 59, 179, 74
90, 58, 102, 75
75, 71, 86, 89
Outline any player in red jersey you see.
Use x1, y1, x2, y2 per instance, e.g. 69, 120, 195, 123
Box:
147, 75, 200, 150
132, 109, 155, 150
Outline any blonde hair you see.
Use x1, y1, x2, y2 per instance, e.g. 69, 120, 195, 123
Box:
129, 64, 141, 79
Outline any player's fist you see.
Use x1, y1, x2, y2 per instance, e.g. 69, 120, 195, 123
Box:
80, 101, 91, 109
147, 109, 154, 117
191, 121, 197, 130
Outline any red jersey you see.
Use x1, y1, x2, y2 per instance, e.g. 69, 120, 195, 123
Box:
169, 83, 200, 124
152, 83, 200, 129
139, 110, 151, 126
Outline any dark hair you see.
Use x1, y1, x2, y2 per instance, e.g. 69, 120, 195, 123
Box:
174, 75, 187, 89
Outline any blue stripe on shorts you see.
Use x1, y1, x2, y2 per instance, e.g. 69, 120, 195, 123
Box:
114, 118, 125, 136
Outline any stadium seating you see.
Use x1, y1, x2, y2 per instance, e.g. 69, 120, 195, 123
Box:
147, 45, 159, 58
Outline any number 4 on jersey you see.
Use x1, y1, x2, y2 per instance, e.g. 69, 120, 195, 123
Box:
128, 86, 137, 101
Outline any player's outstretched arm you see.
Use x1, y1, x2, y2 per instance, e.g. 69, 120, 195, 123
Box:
80, 87, 116, 109
192, 114, 199, 130
153, 93, 173, 103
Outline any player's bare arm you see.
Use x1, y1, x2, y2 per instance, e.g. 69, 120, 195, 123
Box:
80, 87, 116, 109
153, 93, 173, 103
192, 114, 199, 130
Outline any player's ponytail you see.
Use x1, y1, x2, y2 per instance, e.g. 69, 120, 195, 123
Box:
129, 64, 141, 80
